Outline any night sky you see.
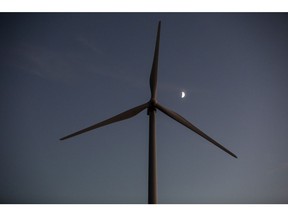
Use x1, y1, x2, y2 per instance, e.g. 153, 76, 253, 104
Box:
1, 13, 288, 204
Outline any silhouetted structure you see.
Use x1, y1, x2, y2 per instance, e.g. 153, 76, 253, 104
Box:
60, 21, 237, 204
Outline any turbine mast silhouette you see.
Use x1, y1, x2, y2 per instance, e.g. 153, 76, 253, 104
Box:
60, 21, 237, 204
147, 21, 161, 204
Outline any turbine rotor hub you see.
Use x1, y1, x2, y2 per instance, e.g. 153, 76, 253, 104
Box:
147, 99, 157, 114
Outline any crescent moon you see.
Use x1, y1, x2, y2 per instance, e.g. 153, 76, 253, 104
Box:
181, 91, 185, 98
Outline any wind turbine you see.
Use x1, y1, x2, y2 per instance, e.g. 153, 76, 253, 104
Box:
60, 21, 237, 204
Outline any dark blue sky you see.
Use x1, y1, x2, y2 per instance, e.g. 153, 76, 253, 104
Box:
1, 13, 288, 203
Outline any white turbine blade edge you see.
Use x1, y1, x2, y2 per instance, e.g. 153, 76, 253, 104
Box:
149, 21, 161, 100
60, 102, 149, 141
155, 103, 237, 158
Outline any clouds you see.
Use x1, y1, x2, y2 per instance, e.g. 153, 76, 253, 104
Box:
2, 40, 92, 82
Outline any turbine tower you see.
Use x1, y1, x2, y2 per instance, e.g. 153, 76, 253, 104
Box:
60, 21, 237, 204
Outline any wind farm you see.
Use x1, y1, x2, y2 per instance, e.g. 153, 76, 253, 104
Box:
60, 21, 237, 204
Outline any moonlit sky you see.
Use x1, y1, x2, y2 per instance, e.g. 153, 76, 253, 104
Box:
1, 13, 288, 204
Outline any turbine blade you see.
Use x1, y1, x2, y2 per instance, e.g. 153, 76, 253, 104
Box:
150, 21, 161, 100
155, 103, 237, 158
60, 103, 149, 141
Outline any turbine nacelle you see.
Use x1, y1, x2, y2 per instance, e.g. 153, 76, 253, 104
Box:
147, 100, 157, 115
